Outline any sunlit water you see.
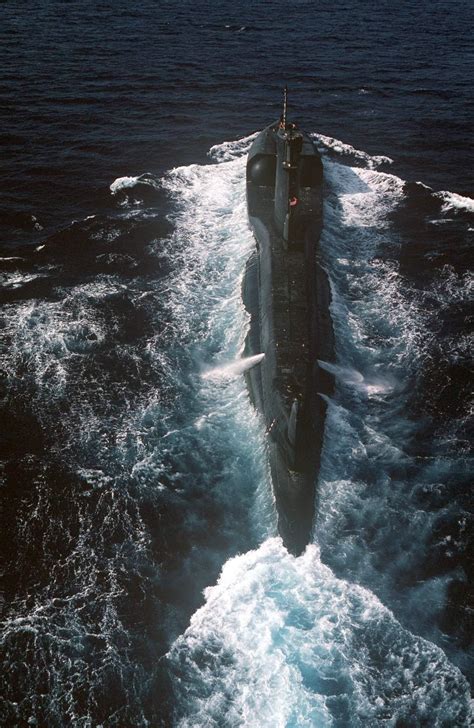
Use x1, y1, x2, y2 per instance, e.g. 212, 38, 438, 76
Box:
1, 1, 473, 725
2, 133, 472, 725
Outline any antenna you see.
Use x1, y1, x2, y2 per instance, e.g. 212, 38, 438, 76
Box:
282, 85, 288, 129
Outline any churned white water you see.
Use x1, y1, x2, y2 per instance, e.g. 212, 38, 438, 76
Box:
2, 132, 471, 726
168, 539, 470, 728
164, 135, 472, 726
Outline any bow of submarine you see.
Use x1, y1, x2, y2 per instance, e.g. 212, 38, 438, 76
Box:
243, 120, 335, 556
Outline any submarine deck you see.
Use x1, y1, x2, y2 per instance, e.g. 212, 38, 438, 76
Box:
246, 183, 328, 411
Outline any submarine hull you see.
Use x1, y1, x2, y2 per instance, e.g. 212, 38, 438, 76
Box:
244, 121, 334, 555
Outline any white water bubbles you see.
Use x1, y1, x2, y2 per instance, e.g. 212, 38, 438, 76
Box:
313, 134, 393, 170
161, 156, 253, 349
1, 135, 273, 727
167, 539, 472, 728
165, 132, 472, 726
137, 144, 274, 541
436, 190, 474, 215
319, 162, 426, 399
109, 173, 161, 195
208, 132, 259, 164
315, 150, 472, 678
0, 278, 115, 396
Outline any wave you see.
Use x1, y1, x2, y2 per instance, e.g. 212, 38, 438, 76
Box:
313, 133, 393, 169
109, 172, 161, 194
166, 133, 473, 724
436, 190, 474, 214
315, 155, 472, 680
167, 539, 472, 727
208, 132, 259, 163
2, 130, 472, 726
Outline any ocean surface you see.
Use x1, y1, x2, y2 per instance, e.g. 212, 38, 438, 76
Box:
1, 1, 473, 726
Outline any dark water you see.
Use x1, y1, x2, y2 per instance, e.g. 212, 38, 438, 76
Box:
1, 1, 473, 726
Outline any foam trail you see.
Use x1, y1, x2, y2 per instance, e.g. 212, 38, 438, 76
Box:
202, 353, 265, 380
1, 134, 274, 727
436, 190, 474, 213
208, 132, 259, 163
167, 539, 472, 728
315, 151, 473, 685
166, 132, 473, 726
3, 128, 472, 726
313, 133, 393, 168
110, 173, 160, 194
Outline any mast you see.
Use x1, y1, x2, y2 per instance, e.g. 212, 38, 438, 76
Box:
274, 85, 303, 246
282, 85, 288, 129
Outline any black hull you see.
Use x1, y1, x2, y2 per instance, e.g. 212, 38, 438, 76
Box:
244, 122, 334, 555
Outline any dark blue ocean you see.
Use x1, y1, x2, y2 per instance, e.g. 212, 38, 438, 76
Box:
1, 1, 473, 726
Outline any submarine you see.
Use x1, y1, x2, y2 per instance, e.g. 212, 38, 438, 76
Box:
243, 88, 335, 555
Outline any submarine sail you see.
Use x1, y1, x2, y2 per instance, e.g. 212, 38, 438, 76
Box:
243, 88, 335, 555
